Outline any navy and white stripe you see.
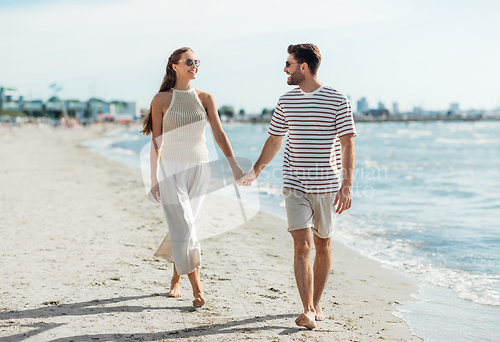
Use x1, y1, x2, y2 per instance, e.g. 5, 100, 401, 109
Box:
268, 84, 356, 194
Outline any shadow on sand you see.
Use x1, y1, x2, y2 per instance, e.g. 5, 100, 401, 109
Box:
1, 294, 299, 341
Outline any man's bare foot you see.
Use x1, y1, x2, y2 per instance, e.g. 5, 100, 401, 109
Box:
314, 304, 325, 321
295, 312, 316, 330
168, 279, 182, 297
193, 295, 205, 307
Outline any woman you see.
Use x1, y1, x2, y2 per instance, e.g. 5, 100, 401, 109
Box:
141, 47, 243, 306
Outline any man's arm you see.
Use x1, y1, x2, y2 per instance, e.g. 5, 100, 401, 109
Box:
239, 134, 285, 185
334, 133, 356, 214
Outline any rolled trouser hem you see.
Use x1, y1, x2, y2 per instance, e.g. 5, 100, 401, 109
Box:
176, 264, 201, 276
287, 225, 314, 233
287, 225, 334, 239
311, 228, 334, 239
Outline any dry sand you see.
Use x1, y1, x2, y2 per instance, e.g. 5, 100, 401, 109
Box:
0, 123, 422, 341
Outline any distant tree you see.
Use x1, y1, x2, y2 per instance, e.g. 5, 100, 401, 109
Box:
111, 100, 128, 107
88, 97, 107, 104
239, 109, 245, 116
48, 96, 61, 103
218, 105, 234, 117
261, 108, 273, 116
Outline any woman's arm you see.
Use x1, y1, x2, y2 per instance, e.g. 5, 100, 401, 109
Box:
199, 91, 243, 181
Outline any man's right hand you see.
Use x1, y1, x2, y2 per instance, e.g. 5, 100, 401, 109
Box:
334, 185, 352, 214
238, 169, 257, 186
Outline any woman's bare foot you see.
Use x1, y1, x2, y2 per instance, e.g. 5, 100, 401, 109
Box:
314, 304, 325, 321
295, 312, 316, 330
168, 274, 182, 297
168, 282, 182, 297
193, 295, 205, 307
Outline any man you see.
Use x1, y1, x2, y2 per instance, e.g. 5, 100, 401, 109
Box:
239, 44, 356, 330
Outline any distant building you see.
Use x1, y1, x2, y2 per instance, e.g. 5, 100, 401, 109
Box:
378, 102, 386, 110
111, 101, 140, 121
66, 100, 86, 119
413, 107, 423, 115
450, 103, 459, 112
446, 102, 463, 118
366, 109, 389, 120
22, 100, 44, 117
1, 86, 138, 121
87, 98, 110, 118
0, 87, 24, 111
45, 96, 69, 119
357, 97, 369, 113
393, 102, 399, 115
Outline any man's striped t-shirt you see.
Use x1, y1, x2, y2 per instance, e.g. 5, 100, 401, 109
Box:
268, 84, 356, 194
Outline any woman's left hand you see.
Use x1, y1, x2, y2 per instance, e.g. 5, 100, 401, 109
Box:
231, 165, 244, 184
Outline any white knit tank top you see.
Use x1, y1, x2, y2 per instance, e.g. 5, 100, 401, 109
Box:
160, 88, 209, 162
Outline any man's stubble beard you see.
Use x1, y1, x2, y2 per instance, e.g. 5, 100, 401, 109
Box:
287, 69, 305, 85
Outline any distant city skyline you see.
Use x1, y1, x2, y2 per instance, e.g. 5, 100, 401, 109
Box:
1, 0, 499, 113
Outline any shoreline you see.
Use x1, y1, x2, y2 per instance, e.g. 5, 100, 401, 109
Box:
221, 117, 499, 124
0, 123, 423, 341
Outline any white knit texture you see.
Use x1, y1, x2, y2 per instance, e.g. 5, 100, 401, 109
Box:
161, 88, 209, 162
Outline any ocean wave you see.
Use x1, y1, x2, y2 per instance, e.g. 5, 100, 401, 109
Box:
335, 218, 500, 307
112, 147, 138, 155
375, 129, 434, 139
396, 129, 434, 139
434, 138, 500, 145
408, 264, 500, 307
256, 182, 283, 196
119, 134, 140, 141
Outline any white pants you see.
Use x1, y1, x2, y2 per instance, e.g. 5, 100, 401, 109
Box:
154, 160, 210, 275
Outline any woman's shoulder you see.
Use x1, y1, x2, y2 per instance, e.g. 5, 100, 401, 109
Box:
195, 89, 214, 103
153, 90, 173, 104
151, 91, 173, 117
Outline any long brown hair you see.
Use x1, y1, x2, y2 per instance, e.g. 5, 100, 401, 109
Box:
140, 47, 193, 135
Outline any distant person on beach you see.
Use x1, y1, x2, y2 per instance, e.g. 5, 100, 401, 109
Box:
141, 47, 243, 307
240, 44, 356, 329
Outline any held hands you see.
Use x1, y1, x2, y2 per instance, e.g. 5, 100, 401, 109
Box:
231, 164, 244, 183
227, 156, 244, 183
334, 185, 352, 214
237, 168, 257, 186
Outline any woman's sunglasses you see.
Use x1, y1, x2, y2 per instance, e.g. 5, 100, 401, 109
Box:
178, 59, 201, 67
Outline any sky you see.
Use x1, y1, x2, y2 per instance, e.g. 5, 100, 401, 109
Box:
1, 0, 499, 113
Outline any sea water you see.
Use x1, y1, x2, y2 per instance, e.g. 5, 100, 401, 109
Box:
82, 120, 500, 341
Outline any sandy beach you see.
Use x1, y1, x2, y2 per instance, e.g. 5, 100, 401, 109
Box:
0, 123, 422, 341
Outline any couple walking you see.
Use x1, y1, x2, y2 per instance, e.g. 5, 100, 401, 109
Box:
141, 43, 356, 330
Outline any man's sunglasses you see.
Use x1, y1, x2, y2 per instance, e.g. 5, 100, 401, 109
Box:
178, 59, 201, 67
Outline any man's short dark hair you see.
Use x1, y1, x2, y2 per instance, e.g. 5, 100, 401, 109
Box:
287, 44, 321, 75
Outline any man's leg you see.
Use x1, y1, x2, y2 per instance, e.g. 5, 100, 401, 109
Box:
291, 228, 316, 329
312, 234, 332, 321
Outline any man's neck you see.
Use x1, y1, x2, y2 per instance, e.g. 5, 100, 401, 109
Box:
298, 77, 322, 93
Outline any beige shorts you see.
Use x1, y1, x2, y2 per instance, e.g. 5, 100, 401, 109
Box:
283, 188, 337, 239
